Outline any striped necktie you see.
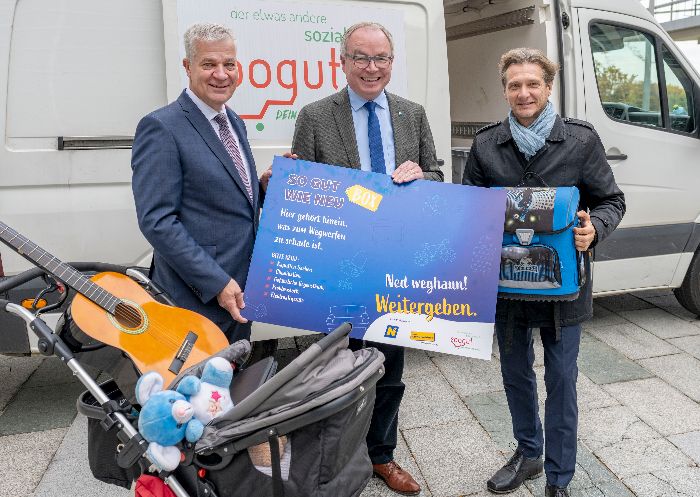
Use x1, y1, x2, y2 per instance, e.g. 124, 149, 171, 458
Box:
364, 101, 386, 174
213, 113, 253, 202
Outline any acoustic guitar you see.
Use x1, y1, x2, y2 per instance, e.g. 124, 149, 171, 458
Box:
0, 221, 229, 384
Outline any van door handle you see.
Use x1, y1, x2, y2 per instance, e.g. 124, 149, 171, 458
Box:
606, 153, 627, 161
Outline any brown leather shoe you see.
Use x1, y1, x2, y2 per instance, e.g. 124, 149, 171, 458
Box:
372, 461, 421, 495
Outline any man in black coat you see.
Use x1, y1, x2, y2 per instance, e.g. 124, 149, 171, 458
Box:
462, 48, 625, 497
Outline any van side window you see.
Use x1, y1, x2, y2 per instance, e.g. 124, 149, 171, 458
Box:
590, 23, 663, 129
662, 46, 696, 134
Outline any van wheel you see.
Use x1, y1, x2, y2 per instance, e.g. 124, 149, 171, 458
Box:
242, 338, 278, 368
674, 251, 700, 316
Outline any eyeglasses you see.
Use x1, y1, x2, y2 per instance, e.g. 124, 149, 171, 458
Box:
347, 54, 394, 69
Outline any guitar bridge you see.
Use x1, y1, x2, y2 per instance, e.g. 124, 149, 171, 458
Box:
169, 331, 198, 374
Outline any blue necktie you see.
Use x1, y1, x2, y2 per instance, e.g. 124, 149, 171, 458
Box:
364, 101, 386, 174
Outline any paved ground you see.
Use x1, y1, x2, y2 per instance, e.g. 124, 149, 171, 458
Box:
1, 290, 699, 497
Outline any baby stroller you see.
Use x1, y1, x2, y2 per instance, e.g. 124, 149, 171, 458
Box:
0, 262, 384, 497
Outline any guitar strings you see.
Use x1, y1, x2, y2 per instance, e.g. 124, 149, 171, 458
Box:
114, 302, 207, 350
108, 302, 183, 349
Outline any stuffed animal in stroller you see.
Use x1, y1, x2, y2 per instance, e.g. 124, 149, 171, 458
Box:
135, 371, 205, 471
178, 356, 234, 424
135, 357, 236, 471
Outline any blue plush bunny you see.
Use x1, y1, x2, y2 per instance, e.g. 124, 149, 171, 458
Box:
135, 371, 205, 472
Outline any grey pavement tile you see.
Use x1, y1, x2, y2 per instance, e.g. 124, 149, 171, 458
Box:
403, 419, 507, 496
0, 355, 43, 413
595, 294, 655, 312
463, 391, 516, 452
399, 368, 475, 430
523, 442, 634, 497
638, 353, 700, 402
593, 437, 693, 479
33, 414, 131, 497
667, 334, 700, 360
277, 337, 296, 349
624, 466, 700, 497
564, 442, 636, 497
458, 488, 534, 497
431, 353, 505, 397
603, 378, 700, 436
585, 322, 680, 360
585, 304, 629, 330
668, 431, 700, 464
24, 356, 82, 388
578, 405, 660, 452
403, 348, 438, 379
0, 427, 68, 497
577, 373, 620, 412
578, 333, 654, 385
635, 292, 700, 321
0, 380, 84, 436
533, 333, 545, 368
619, 308, 700, 339
593, 302, 616, 316
631, 289, 676, 299
594, 482, 637, 497
361, 432, 431, 497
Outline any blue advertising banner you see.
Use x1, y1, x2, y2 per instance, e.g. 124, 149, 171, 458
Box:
242, 157, 506, 359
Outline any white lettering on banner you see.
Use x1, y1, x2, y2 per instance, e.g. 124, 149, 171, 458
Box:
176, 0, 407, 140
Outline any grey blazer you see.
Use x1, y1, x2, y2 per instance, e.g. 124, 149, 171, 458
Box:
291, 87, 443, 182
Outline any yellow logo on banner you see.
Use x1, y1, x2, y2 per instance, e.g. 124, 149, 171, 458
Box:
345, 185, 383, 212
410, 331, 435, 342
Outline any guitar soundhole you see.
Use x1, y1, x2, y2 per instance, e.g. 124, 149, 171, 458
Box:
114, 302, 144, 329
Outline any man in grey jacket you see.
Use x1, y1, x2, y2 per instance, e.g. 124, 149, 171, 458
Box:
290, 21, 443, 496
462, 48, 625, 497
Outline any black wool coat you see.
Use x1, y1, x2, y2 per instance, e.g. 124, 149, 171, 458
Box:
462, 115, 626, 328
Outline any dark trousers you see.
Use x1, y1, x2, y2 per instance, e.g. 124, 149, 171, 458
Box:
350, 338, 405, 465
495, 323, 581, 487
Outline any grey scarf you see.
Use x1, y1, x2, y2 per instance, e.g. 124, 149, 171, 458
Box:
509, 101, 556, 160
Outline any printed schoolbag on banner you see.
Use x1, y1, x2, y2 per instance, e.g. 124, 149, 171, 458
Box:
498, 186, 584, 301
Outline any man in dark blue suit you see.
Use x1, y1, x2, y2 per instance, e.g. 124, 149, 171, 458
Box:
131, 23, 259, 343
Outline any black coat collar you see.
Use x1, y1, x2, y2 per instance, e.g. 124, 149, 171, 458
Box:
495, 115, 567, 145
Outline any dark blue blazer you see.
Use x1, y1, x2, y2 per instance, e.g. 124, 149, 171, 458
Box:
131, 90, 260, 330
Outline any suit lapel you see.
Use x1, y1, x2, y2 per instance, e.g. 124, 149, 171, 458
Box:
332, 88, 361, 169
178, 92, 256, 211
387, 92, 410, 167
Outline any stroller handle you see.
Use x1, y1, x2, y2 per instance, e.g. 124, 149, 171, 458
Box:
316, 321, 353, 350
0, 262, 132, 293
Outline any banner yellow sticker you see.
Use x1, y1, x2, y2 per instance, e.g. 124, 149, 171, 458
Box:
410, 331, 436, 342
346, 185, 383, 212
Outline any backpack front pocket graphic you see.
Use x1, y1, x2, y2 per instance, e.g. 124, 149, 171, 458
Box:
500, 244, 562, 289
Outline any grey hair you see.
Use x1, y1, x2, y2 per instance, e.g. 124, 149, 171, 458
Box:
498, 47, 559, 87
340, 22, 394, 57
184, 23, 235, 60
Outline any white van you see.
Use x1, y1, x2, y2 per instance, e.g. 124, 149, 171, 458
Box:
446, 0, 700, 313
0, 0, 698, 354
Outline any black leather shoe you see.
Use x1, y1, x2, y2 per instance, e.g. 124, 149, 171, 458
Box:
486, 448, 543, 494
545, 484, 570, 497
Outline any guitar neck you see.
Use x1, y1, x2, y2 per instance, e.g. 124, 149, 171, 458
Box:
0, 221, 118, 314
